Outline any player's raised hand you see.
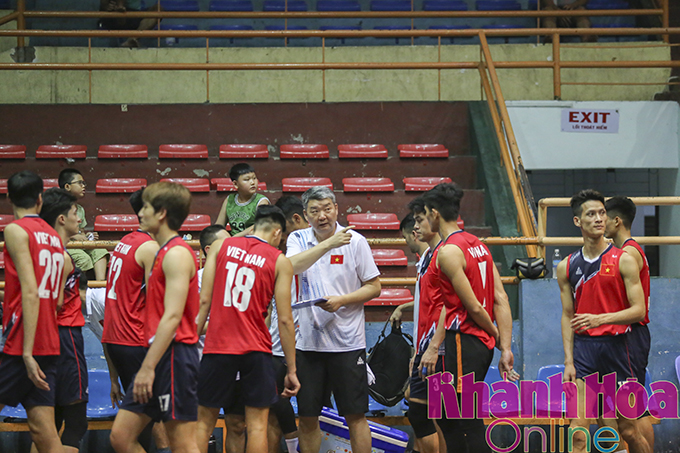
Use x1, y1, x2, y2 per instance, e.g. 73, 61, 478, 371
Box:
282, 371, 301, 397
325, 226, 354, 249
24, 356, 50, 391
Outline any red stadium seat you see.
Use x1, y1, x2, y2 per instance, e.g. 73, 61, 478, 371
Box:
0, 214, 13, 232
160, 178, 210, 192
98, 144, 148, 159
180, 214, 212, 231
211, 178, 267, 192
0, 179, 6, 194
96, 178, 147, 194
398, 144, 449, 158
403, 177, 452, 191
0, 145, 26, 159
282, 177, 333, 192
219, 144, 269, 159
94, 214, 139, 232
338, 144, 388, 159
280, 144, 329, 159
44, 179, 59, 189
346, 213, 399, 230
36, 145, 87, 159
343, 177, 394, 192
365, 288, 414, 306
371, 249, 407, 266
159, 144, 209, 159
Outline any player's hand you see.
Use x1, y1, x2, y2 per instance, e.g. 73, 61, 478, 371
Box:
23, 355, 50, 391
408, 355, 415, 376
317, 295, 344, 313
563, 363, 576, 383
418, 345, 438, 380
325, 226, 354, 250
498, 349, 520, 382
571, 313, 602, 333
282, 371, 301, 397
110, 379, 124, 408
133, 366, 155, 404
389, 306, 403, 326
90, 231, 100, 240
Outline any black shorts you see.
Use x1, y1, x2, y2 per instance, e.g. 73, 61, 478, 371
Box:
296, 349, 368, 417
199, 352, 277, 410
105, 343, 147, 391
0, 354, 58, 407
626, 323, 651, 386
120, 342, 199, 422
56, 326, 89, 405
442, 331, 494, 394
410, 352, 444, 400
573, 334, 637, 383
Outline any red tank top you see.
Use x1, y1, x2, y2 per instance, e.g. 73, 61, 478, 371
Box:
102, 230, 153, 346
567, 244, 630, 336
58, 253, 85, 327
416, 244, 444, 354
145, 236, 199, 345
436, 231, 496, 350
203, 236, 282, 355
622, 239, 650, 326
1, 216, 64, 356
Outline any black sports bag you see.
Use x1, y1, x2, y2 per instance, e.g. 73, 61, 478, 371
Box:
366, 319, 414, 406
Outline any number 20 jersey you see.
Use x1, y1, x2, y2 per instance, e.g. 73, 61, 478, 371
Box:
2, 216, 64, 356
203, 236, 282, 355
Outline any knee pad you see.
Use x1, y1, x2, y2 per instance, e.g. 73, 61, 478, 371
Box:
271, 398, 298, 435
60, 402, 88, 448
407, 402, 437, 439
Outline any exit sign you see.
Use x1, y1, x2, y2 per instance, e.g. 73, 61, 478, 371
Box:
561, 108, 619, 133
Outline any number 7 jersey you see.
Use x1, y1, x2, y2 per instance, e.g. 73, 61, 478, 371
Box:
203, 236, 282, 355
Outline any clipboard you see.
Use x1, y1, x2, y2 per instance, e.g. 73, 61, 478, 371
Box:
291, 297, 328, 310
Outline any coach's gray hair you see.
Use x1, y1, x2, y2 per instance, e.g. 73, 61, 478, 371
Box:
302, 186, 336, 209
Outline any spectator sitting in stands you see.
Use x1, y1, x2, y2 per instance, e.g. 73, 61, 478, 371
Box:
216, 163, 270, 237
541, 0, 595, 42
99, 0, 162, 48
59, 168, 110, 281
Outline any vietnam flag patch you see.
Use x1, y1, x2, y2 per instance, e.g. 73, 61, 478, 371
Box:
600, 263, 615, 276
331, 255, 344, 264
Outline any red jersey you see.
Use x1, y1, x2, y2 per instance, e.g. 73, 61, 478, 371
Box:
58, 253, 85, 327
623, 239, 650, 326
416, 244, 444, 355
567, 244, 630, 336
1, 216, 64, 356
204, 236, 282, 355
145, 236, 199, 345
102, 230, 153, 346
437, 231, 496, 350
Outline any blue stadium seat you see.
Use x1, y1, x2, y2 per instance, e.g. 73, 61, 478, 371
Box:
367, 395, 388, 416
587, 0, 630, 9
423, 0, 468, 10
161, 0, 200, 10
370, 0, 411, 10
210, 25, 254, 45
427, 25, 472, 44
87, 369, 118, 419
263, 0, 309, 10
209, 0, 254, 11
476, 0, 521, 10
319, 25, 363, 45
0, 1, 10, 9
264, 25, 311, 45
317, 0, 361, 10
527, 0, 537, 8
483, 23, 529, 43
160, 24, 202, 46
265, 25, 309, 29
373, 25, 412, 44
0, 404, 27, 420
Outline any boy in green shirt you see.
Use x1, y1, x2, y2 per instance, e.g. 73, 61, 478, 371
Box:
216, 163, 270, 236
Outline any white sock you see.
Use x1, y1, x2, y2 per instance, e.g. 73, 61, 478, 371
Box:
285, 437, 299, 453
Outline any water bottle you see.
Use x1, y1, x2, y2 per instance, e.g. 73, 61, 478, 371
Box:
207, 434, 217, 453
552, 248, 561, 279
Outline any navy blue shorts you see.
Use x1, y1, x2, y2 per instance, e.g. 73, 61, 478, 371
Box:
105, 343, 147, 392
56, 326, 89, 405
0, 354, 58, 407
573, 334, 637, 382
199, 352, 277, 410
120, 342, 199, 422
626, 323, 651, 386
410, 352, 443, 400
442, 331, 494, 393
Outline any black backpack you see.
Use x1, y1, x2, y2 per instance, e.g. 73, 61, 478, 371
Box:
366, 320, 414, 406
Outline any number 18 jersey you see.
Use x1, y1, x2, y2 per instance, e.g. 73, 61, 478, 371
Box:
203, 236, 282, 355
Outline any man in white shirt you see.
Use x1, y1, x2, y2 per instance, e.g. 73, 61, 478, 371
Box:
286, 186, 381, 453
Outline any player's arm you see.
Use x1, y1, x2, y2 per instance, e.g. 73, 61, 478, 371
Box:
274, 254, 300, 397
133, 246, 195, 404
557, 258, 576, 382
197, 238, 224, 336
4, 224, 51, 390
571, 253, 645, 332
438, 244, 499, 340
136, 240, 161, 287
102, 343, 123, 408
419, 306, 446, 378
317, 276, 381, 313
215, 199, 232, 237
389, 301, 414, 325
58, 252, 73, 312
287, 226, 354, 274
492, 262, 519, 381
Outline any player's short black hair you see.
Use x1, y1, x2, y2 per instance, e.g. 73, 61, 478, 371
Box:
275, 195, 305, 222
407, 196, 426, 216
129, 188, 144, 217
199, 224, 227, 255
8, 171, 43, 209
254, 205, 286, 233
58, 168, 83, 189
79, 271, 89, 291
570, 189, 605, 217
422, 183, 464, 222
40, 188, 77, 228
605, 196, 636, 229
229, 163, 256, 182
400, 213, 415, 233
142, 182, 191, 232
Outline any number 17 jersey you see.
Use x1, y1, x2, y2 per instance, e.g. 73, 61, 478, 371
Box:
203, 236, 282, 355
